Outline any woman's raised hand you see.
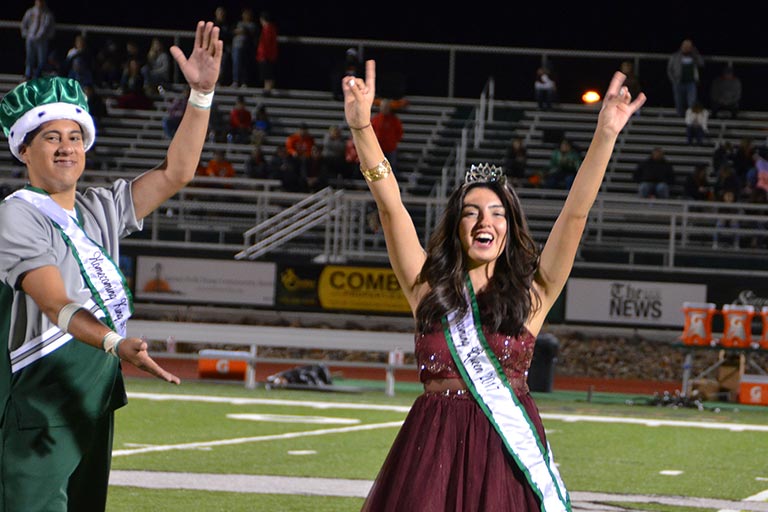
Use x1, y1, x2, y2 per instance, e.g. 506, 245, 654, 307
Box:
343, 60, 376, 130
597, 71, 647, 137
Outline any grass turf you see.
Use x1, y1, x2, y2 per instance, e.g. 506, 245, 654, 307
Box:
108, 377, 768, 510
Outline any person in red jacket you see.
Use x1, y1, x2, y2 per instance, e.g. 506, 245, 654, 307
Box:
371, 99, 403, 168
256, 11, 278, 96
228, 95, 252, 143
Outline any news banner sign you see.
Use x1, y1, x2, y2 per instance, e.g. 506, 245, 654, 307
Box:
135, 256, 276, 306
565, 278, 707, 327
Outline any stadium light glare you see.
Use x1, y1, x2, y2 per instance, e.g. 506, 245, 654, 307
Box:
582, 90, 601, 104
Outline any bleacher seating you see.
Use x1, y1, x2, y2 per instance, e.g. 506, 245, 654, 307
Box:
2, 71, 768, 270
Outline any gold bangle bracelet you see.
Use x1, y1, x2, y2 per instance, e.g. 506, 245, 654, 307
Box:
360, 159, 392, 182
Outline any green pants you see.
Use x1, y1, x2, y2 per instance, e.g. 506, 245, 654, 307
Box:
0, 402, 114, 512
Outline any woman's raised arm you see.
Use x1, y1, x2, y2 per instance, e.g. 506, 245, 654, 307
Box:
343, 60, 427, 310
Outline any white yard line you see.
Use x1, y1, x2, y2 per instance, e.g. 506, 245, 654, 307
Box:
108, 472, 768, 511
541, 413, 768, 432
112, 421, 404, 457
128, 391, 768, 432
127, 391, 411, 412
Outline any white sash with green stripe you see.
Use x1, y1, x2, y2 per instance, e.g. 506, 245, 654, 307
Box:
10, 298, 103, 373
8, 187, 133, 373
443, 277, 570, 512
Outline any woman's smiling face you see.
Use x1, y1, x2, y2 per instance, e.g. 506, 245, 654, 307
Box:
459, 186, 508, 269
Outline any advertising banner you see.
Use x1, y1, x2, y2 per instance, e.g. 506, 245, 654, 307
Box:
275, 264, 322, 309
317, 265, 411, 313
135, 256, 275, 306
565, 278, 707, 327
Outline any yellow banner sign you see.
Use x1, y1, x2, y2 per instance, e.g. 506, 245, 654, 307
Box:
318, 266, 410, 313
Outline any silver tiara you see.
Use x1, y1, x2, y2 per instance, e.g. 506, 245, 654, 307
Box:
464, 163, 504, 184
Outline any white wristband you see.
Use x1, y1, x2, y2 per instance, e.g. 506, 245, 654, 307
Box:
188, 88, 214, 109
57, 303, 84, 333
102, 331, 124, 358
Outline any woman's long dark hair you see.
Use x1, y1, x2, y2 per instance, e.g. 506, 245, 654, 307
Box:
415, 180, 541, 335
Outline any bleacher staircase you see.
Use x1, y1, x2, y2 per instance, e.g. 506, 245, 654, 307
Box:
2, 73, 768, 272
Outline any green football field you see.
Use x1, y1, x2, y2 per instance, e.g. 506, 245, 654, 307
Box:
107, 377, 768, 512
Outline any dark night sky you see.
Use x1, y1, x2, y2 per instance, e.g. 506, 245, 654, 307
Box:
3, 2, 766, 107
3, 2, 764, 56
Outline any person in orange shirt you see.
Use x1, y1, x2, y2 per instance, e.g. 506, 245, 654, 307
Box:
371, 98, 403, 168
205, 149, 235, 178
285, 123, 314, 159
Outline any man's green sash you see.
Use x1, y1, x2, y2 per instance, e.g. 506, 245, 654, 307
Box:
7, 187, 132, 373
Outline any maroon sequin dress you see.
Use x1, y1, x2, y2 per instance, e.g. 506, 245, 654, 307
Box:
361, 325, 545, 511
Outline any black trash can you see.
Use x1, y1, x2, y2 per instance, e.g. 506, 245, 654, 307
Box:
527, 333, 559, 392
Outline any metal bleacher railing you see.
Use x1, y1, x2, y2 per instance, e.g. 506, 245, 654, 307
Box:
3, 21, 768, 278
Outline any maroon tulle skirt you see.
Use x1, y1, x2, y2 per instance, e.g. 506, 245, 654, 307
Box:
362, 391, 546, 511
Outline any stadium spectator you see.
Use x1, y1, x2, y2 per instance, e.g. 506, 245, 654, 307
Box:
285, 123, 315, 160
162, 87, 189, 138
713, 182, 742, 249
503, 136, 529, 186
371, 99, 403, 169
251, 104, 271, 146
83, 84, 107, 133
205, 149, 236, 179
206, 97, 228, 142
712, 140, 736, 174
714, 162, 742, 202
683, 164, 713, 201
332, 48, 364, 100
20, 0, 56, 80
545, 138, 582, 189
667, 39, 705, 116
710, 65, 742, 119
344, 133, 360, 179
94, 38, 122, 88
142, 38, 172, 95
685, 102, 709, 145
227, 95, 253, 143
322, 125, 347, 180
306, 145, 329, 191
732, 138, 757, 183
269, 145, 304, 192
534, 66, 557, 110
745, 150, 768, 199
65, 34, 94, 86
244, 147, 269, 179
116, 58, 153, 110
122, 40, 142, 72
256, 11, 278, 96
634, 147, 675, 199
213, 6, 233, 85
619, 60, 642, 100
231, 7, 258, 87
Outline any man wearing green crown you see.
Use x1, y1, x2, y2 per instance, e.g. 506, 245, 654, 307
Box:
0, 21, 222, 511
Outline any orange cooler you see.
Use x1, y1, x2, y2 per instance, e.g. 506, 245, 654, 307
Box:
681, 302, 717, 346
739, 374, 768, 405
198, 358, 247, 380
759, 306, 768, 350
720, 304, 755, 348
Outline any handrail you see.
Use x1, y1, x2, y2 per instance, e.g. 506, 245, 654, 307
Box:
236, 187, 344, 260
135, 181, 768, 271
3, 20, 768, 105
